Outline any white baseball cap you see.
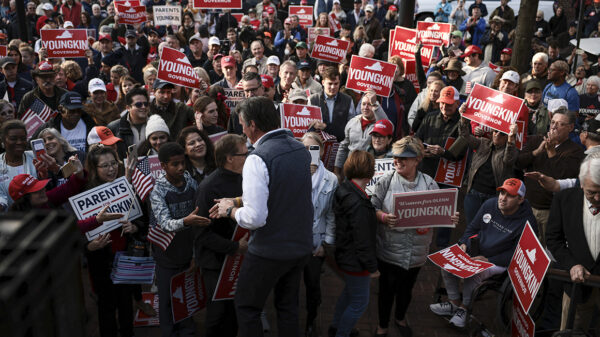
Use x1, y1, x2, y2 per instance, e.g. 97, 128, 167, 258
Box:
267, 55, 280, 66
88, 78, 106, 93
500, 70, 520, 84
63, 21, 74, 28
547, 98, 568, 113
208, 36, 220, 46
42, 3, 53, 11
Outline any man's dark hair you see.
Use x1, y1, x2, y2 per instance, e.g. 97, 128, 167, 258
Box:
242, 71, 262, 84
321, 67, 340, 82
243, 64, 259, 74
158, 142, 185, 163
237, 97, 279, 132
227, 27, 237, 34
548, 40, 559, 50
215, 134, 246, 168
125, 86, 149, 106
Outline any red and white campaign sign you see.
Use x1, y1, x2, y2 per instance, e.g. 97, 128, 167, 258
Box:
434, 137, 468, 187
402, 59, 428, 93
462, 83, 526, 135
328, 13, 341, 32
289, 6, 313, 28
24, 115, 44, 140
429, 244, 495, 279
0, 45, 6, 57
512, 294, 535, 337
307, 27, 330, 43
114, 0, 141, 5
193, 0, 242, 9
213, 226, 250, 301
115, 4, 146, 25
393, 189, 457, 229
40, 29, 88, 58
311, 35, 349, 63
170, 267, 206, 323
508, 221, 549, 314
158, 47, 201, 89
389, 26, 434, 66
133, 292, 159, 327
346, 55, 396, 97
280, 103, 323, 138
416, 21, 452, 47
489, 62, 502, 74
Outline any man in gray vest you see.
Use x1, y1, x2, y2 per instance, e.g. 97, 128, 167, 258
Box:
211, 96, 313, 337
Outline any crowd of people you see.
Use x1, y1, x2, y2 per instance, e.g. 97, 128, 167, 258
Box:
1, 0, 600, 336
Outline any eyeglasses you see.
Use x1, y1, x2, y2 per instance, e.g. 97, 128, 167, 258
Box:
550, 120, 570, 127
132, 101, 149, 108
232, 152, 249, 157
98, 161, 118, 169
243, 86, 262, 94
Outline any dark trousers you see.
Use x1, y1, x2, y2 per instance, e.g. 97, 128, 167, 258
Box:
303, 255, 325, 327
155, 264, 196, 337
464, 189, 496, 226
87, 249, 134, 337
377, 259, 421, 328
203, 269, 238, 337
235, 252, 310, 337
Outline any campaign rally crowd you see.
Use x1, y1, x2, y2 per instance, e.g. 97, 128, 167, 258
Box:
1, 0, 600, 336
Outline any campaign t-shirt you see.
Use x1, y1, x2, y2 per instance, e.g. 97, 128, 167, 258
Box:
579, 94, 600, 116
542, 81, 580, 112
61, 120, 87, 153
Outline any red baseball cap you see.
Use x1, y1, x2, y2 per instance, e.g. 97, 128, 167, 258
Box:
370, 119, 394, 137
9, 174, 49, 201
221, 56, 236, 68
99, 33, 111, 41
87, 126, 122, 146
460, 45, 482, 57
266, 7, 275, 14
260, 74, 274, 89
389, 5, 398, 11
436, 86, 459, 104
497, 178, 526, 197
501, 48, 512, 55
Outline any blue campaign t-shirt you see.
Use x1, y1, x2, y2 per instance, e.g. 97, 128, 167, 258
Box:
542, 81, 580, 112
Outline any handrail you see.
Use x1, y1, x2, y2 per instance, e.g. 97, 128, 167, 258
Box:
546, 268, 600, 288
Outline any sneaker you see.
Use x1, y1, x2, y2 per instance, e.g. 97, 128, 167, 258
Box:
449, 308, 467, 328
429, 301, 458, 316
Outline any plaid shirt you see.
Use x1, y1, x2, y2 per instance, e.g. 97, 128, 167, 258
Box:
415, 111, 463, 178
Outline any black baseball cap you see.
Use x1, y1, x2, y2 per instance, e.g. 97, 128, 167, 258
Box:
153, 79, 174, 90
59, 91, 84, 110
582, 119, 600, 135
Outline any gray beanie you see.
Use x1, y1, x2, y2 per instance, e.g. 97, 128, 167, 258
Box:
145, 114, 170, 139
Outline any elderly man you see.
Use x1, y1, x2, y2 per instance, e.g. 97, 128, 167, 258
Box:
459, 7, 486, 47
460, 45, 496, 94
358, 4, 382, 43
122, 30, 148, 83
516, 108, 585, 244
187, 34, 208, 68
242, 41, 268, 75
84, 78, 120, 126
17, 62, 67, 120
266, 55, 280, 83
523, 80, 551, 136
542, 60, 580, 113
546, 155, 600, 333
480, 16, 508, 64
521, 52, 550, 91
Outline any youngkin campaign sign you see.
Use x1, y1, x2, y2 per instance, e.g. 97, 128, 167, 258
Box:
402, 59, 427, 93
508, 221, 550, 314
280, 103, 323, 138
40, 29, 88, 58
153, 6, 182, 26
365, 158, 394, 195
307, 27, 331, 43
289, 6, 313, 28
429, 244, 495, 278
311, 35, 349, 63
389, 26, 434, 66
69, 176, 143, 241
114, 4, 146, 24
193, 0, 242, 9
171, 267, 206, 323
462, 84, 526, 135
133, 293, 160, 327
512, 294, 535, 337
346, 55, 396, 97
212, 226, 250, 301
434, 137, 468, 187
416, 21, 452, 47
0, 45, 6, 57
393, 189, 457, 229
158, 47, 202, 89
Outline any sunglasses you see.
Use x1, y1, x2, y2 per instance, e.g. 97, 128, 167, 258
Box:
132, 101, 149, 108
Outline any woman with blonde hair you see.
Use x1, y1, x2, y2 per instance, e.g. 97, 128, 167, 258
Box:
412, 79, 445, 132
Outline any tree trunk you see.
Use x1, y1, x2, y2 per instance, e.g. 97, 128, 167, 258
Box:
397, 0, 416, 28
511, 0, 540, 74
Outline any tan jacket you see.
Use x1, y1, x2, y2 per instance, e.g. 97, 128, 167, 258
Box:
84, 101, 121, 126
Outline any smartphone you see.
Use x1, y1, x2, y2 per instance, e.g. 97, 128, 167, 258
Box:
309, 145, 320, 165
127, 144, 137, 157
30, 139, 46, 161
576, 49, 585, 55
60, 161, 77, 177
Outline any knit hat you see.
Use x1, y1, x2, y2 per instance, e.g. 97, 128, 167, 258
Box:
145, 114, 170, 139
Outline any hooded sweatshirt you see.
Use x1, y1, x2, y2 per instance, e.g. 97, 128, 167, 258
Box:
459, 197, 538, 267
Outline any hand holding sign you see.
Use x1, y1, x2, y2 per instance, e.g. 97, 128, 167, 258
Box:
237, 233, 249, 254
184, 207, 211, 226
120, 220, 138, 235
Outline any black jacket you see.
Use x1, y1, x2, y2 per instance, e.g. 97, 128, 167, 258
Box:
107, 113, 136, 159
0, 77, 33, 109
309, 91, 353, 142
333, 180, 377, 274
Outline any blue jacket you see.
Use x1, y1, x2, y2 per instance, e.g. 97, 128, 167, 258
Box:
460, 197, 538, 267
459, 17, 487, 47
435, 2, 453, 22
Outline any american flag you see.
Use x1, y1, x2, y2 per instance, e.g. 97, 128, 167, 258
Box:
147, 211, 175, 251
132, 156, 154, 201
21, 98, 58, 123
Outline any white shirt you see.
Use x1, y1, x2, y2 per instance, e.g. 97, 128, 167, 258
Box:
61, 119, 87, 153
583, 198, 600, 259
234, 129, 289, 230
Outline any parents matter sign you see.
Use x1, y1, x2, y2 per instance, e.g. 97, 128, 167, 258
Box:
212, 226, 249, 301
40, 29, 88, 58
115, 4, 146, 25
153, 6, 182, 26
280, 103, 323, 138
393, 189, 457, 229
193, 0, 242, 9
389, 26, 434, 66
69, 176, 143, 241
462, 84, 526, 135
158, 47, 202, 89
428, 244, 495, 278
508, 221, 549, 314
289, 6, 313, 28
170, 267, 206, 323
346, 55, 396, 97
311, 35, 349, 63
223, 88, 244, 110
416, 21, 452, 46
434, 137, 467, 187
365, 158, 394, 195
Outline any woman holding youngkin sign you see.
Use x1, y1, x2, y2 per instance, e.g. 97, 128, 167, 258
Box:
370, 136, 459, 337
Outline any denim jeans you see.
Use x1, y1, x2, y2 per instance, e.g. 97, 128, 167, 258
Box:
331, 273, 371, 337
464, 189, 496, 226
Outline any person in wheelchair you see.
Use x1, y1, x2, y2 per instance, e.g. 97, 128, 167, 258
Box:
430, 178, 538, 328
